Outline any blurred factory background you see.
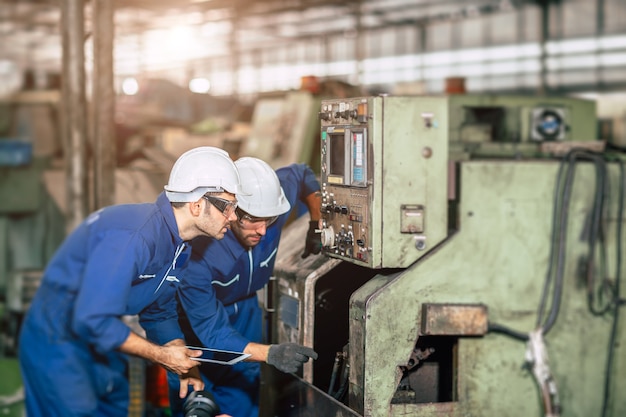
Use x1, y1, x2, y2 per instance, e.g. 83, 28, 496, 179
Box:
1, 0, 626, 416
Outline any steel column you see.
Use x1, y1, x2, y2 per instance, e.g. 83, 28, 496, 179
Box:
61, 0, 88, 231
92, 0, 116, 209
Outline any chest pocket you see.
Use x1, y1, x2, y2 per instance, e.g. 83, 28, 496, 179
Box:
212, 274, 240, 287
154, 243, 188, 294
259, 248, 278, 268
128, 244, 189, 313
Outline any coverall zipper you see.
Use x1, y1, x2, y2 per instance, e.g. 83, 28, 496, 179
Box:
154, 243, 186, 294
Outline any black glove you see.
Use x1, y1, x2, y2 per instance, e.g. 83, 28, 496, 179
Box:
301, 220, 321, 259
267, 343, 318, 374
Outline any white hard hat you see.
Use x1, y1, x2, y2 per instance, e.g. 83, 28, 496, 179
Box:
164, 146, 246, 202
235, 157, 291, 217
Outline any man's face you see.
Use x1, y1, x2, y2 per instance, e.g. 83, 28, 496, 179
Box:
199, 193, 238, 240
230, 210, 277, 248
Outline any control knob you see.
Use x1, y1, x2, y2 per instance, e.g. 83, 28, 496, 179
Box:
318, 111, 331, 121
320, 226, 335, 248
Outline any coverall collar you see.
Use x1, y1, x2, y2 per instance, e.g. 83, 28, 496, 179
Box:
156, 192, 186, 245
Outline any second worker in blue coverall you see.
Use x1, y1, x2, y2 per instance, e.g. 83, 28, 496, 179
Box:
18, 146, 244, 417
151, 157, 322, 417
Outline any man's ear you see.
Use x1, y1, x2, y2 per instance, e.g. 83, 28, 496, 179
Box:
189, 198, 204, 217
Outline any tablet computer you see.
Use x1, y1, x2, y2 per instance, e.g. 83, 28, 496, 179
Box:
186, 346, 251, 365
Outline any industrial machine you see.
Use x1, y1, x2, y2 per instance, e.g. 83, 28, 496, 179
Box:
0, 93, 67, 417
266, 94, 625, 417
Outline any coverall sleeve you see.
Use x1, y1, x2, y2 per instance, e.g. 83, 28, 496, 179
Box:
299, 163, 321, 197
72, 230, 150, 354
277, 164, 319, 198
277, 163, 321, 217
178, 258, 249, 352
140, 288, 185, 345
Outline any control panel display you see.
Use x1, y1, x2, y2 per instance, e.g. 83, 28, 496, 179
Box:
324, 129, 367, 187
328, 131, 346, 180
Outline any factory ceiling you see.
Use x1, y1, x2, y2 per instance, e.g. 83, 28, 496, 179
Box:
0, 0, 531, 89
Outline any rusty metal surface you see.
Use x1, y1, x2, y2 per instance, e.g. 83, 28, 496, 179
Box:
420, 303, 488, 336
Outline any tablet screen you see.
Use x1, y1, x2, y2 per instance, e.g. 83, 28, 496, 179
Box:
186, 346, 251, 365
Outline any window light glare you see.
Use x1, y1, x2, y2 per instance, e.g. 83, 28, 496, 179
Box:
189, 77, 211, 93
122, 77, 139, 95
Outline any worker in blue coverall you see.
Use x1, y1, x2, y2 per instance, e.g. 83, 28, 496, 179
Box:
18, 146, 243, 417
152, 157, 322, 417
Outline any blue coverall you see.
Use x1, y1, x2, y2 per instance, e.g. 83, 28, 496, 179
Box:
158, 163, 320, 417
18, 192, 192, 417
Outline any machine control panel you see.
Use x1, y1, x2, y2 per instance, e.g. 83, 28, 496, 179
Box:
320, 185, 371, 262
319, 100, 369, 124
320, 98, 372, 265
318, 96, 449, 269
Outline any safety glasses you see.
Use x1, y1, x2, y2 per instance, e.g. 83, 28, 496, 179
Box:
202, 195, 238, 218
236, 208, 278, 230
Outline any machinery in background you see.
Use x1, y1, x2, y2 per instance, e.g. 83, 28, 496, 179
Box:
0, 93, 67, 417
266, 94, 625, 417
241, 78, 364, 174
241, 91, 321, 172
0, 89, 168, 417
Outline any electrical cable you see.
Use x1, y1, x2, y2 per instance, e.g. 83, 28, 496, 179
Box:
486, 148, 625, 417
538, 149, 578, 334
333, 358, 350, 401
586, 154, 614, 316
543, 150, 616, 333
600, 157, 624, 417
490, 149, 618, 335
535, 153, 571, 327
327, 352, 342, 396
487, 322, 528, 341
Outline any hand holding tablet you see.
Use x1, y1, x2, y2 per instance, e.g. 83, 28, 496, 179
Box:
186, 346, 251, 365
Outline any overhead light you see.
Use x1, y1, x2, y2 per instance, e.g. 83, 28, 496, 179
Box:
189, 77, 211, 94
122, 77, 139, 95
